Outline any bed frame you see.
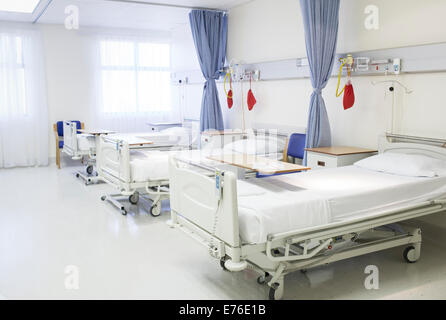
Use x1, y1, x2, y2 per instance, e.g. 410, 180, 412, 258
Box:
62, 121, 97, 184
97, 135, 184, 216
99, 128, 289, 217
168, 134, 446, 300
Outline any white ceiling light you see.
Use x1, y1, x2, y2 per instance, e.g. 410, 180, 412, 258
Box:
0, 0, 41, 14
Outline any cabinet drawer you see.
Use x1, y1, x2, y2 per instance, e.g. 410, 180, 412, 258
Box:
307, 152, 338, 169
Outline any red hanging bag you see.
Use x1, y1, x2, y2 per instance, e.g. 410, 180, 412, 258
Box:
227, 89, 233, 109
343, 79, 355, 110
247, 74, 256, 111
224, 73, 234, 109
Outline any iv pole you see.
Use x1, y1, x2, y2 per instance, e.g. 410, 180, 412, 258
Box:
371, 80, 413, 134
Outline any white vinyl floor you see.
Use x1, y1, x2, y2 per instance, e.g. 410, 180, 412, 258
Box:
1, 164, 446, 300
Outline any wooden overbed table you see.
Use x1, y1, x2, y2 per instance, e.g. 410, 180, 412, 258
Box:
207, 153, 311, 175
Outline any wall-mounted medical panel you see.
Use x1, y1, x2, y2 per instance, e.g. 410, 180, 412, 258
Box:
258, 42, 446, 80
174, 42, 446, 84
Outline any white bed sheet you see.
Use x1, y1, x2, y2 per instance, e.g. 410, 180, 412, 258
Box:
237, 166, 446, 244
129, 149, 282, 182
130, 150, 171, 182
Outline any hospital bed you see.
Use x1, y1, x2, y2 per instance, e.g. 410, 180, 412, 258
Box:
98, 126, 198, 216
98, 129, 289, 216
62, 121, 115, 184
167, 134, 446, 300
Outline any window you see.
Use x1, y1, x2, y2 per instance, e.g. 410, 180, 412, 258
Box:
0, 36, 27, 116
100, 40, 171, 113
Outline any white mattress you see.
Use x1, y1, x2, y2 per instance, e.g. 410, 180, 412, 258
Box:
77, 134, 95, 152
237, 166, 446, 244
130, 150, 172, 182
129, 149, 231, 182
129, 149, 284, 182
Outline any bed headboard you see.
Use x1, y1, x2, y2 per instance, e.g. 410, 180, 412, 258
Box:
379, 134, 446, 161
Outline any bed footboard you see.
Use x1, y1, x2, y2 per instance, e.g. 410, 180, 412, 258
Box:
62, 121, 79, 159
169, 155, 241, 249
98, 136, 132, 190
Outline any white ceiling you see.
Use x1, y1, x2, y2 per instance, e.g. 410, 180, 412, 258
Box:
0, 0, 253, 30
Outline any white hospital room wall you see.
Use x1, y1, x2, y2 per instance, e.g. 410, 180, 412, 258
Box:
177, 0, 446, 226
41, 24, 191, 159
219, 0, 446, 148
26, 0, 446, 159
41, 24, 95, 159
170, 24, 202, 121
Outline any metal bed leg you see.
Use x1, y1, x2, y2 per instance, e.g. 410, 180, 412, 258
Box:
403, 227, 422, 263
414, 241, 421, 257
144, 185, 170, 217
256, 272, 271, 285
167, 210, 178, 228
75, 162, 102, 185
149, 195, 162, 217
101, 193, 128, 216
268, 276, 284, 300
267, 263, 286, 300
76, 171, 101, 185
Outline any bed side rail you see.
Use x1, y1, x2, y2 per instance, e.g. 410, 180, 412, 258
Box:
98, 135, 131, 183
169, 155, 240, 248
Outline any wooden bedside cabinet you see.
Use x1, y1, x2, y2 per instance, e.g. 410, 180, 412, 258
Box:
305, 146, 378, 170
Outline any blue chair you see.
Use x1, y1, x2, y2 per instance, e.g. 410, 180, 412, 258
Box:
286, 133, 306, 162
257, 133, 307, 178
53, 121, 84, 168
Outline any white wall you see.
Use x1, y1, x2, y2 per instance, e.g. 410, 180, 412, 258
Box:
217, 0, 446, 227
170, 24, 202, 121
41, 25, 95, 158
39, 0, 446, 156
228, 0, 446, 61
41, 24, 191, 158
214, 0, 446, 150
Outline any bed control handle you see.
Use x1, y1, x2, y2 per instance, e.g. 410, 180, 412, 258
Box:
318, 161, 326, 167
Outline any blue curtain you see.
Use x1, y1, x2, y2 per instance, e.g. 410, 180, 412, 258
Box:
189, 10, 228, 132
300, 0, 340, 164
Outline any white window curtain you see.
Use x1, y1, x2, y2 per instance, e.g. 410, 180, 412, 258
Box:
89, 32, 181, 132
0, 24, 48, 168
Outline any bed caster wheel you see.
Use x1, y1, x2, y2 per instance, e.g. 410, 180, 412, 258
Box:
268, 283, 283, 300
150, 204, 161, 217
403, 246, 419, 263
220, 258, 228, 271
86, 165, 93, 175
257, 273, 269, 285
101, 195, 106, 201
129, 193, 139, 205
121, 208, 127, 216
76, 173, 80, 178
